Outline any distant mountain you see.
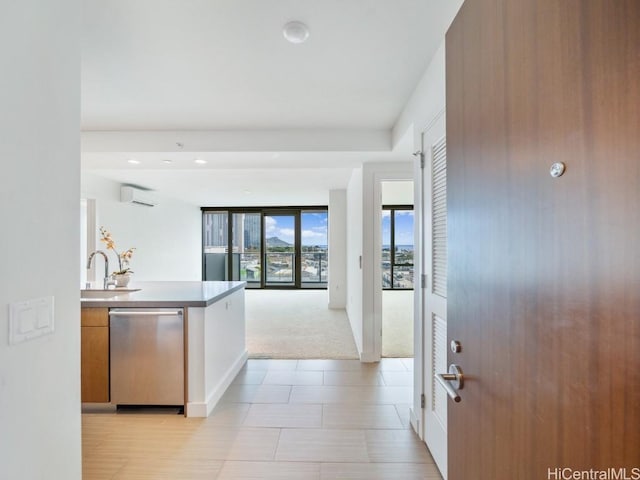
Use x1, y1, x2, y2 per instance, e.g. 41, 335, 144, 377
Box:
266, 236, 292, 247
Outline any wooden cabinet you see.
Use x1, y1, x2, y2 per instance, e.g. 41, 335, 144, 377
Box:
81, 307, 109, 403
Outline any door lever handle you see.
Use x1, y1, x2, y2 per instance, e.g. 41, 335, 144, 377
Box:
435, 364, 464, 403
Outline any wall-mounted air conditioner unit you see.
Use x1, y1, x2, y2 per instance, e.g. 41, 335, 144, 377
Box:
120, 186, 158, 207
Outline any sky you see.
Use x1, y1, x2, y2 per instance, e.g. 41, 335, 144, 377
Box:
382, 210, 414, 246
265, 212, 328, 246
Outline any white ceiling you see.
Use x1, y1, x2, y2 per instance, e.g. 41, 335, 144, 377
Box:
81, 0, 461, 205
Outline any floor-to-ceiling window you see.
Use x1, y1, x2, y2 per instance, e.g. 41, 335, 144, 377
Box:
382, 205, 414, 289
202, 207, 328, 289
264, 211, 297, 287
301, 210, 328, 286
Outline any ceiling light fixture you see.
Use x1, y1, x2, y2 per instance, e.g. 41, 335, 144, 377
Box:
162, 159, 172, 164
194, 158, 207, 165
283, 21, 309, 44
127, 158, 140, 165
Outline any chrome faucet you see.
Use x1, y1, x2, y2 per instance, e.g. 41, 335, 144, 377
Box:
86, 250, 115, 289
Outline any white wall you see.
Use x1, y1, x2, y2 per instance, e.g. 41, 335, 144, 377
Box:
328, 190, 347, 308
390, 39, 452, 436
382, 180, 414, 205
346, 163, 414, 362
0, 1, 82, 478
392, 42, 448, 152
81, 172, 202, 281
346, 168, 364, 354
362, 162, 414, 362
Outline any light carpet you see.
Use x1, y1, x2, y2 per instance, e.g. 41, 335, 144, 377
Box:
382, 290, 414, 358
246, 290, 359, 359
246, 289, 414, 359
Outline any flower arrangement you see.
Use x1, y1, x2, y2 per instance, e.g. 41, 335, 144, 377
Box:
99, 226, 136, 276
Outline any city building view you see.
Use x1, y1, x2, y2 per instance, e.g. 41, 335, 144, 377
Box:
202, 209, 328, 287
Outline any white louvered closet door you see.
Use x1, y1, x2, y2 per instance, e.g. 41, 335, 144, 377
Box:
423, 133, 449, 479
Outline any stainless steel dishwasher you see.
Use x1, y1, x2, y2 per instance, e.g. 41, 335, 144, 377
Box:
109, 308, 184, 406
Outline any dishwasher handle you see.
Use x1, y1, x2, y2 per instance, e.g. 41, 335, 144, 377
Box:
109, 310, 183, 317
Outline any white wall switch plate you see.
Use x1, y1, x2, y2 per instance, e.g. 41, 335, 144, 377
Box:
9, 296, 55, 345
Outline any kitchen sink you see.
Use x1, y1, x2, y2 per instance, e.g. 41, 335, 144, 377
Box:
81, 289, 140, 299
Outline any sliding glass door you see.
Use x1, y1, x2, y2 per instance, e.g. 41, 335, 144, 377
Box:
264, 212, 298, 287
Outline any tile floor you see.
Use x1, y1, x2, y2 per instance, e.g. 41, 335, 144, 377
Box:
82, 358, 443, 479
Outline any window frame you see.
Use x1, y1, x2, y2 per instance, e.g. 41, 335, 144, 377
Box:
382, 204, 414, 291
201, 206, 328, 289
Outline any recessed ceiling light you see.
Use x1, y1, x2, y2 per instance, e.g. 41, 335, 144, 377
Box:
194, 158, 207, 165
283, 21, 309, 44
127, 158, 140, 165
162, 159, 172, 164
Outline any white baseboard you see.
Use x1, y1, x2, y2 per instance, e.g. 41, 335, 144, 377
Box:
409, 406, 420, 438
359, 351, 378, 363
186, 349, 248, 418
186, 400, 208, 418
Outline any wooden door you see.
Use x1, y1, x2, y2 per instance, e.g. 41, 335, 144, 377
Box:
446, 1, 640, 478
421, 121, 449, 478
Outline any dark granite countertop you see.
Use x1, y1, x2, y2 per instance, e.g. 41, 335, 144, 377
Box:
80, 281, 246, 308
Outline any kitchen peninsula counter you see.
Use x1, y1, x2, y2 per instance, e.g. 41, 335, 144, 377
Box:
81, 281, 247, 418
80, 280, 245, 308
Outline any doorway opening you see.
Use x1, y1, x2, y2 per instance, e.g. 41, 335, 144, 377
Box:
381, 181, 414, 358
